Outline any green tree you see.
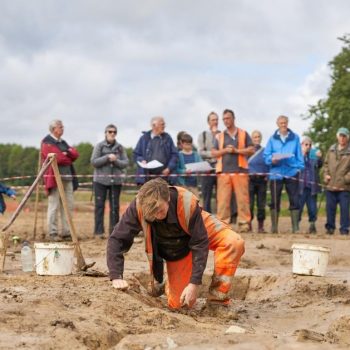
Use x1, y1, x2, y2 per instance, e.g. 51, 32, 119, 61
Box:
305, 34, 350, 151
74, 142, 94, 186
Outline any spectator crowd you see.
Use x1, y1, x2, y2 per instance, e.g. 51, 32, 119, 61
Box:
3, 111, 348, 241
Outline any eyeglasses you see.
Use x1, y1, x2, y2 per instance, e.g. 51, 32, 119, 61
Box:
107, 130, 117, 134
303, 144, 311, 146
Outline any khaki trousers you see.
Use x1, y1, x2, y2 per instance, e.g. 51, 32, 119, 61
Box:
47, 181, 73, 237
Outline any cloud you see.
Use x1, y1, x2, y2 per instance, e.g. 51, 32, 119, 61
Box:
0, 0, 349, 148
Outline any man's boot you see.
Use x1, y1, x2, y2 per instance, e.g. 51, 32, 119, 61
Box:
291, 210, 300, 234
258, 220, 266, 233
248, 222, 252, 232
270, 210, 279, 234
238, 222, 250, 233
309, 221, 317, 234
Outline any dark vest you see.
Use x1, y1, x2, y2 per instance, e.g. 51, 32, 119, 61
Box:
151, 221, 190, 261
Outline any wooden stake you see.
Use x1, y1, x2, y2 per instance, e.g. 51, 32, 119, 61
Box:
50, 156, 87, 270
33, 145, 42, 240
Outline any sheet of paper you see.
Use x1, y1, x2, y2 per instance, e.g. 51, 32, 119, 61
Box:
185, 161, 214, 172
137, 160, 163, 169
272, 153, 294, 161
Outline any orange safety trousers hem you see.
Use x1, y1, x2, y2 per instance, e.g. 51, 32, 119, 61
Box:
217, 173, 251, 225
166, 228, 245, 309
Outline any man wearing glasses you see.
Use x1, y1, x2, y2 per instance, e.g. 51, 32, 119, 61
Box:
91, 124, 129, 238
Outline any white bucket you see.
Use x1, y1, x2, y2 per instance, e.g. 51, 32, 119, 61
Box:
34, 243, 75, 276
292, 244, 330, 277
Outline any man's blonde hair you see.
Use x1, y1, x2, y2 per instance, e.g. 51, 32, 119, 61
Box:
137, 178, 170, 220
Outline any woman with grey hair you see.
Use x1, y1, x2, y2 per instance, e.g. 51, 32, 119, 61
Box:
91, 124, 129, 238
298, 136, 322, 233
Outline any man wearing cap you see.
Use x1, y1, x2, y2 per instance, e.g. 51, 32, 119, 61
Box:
323, 127, 350, 235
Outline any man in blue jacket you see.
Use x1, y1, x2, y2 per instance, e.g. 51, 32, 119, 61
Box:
133, 116, 178, 185
264, 115, 304, 233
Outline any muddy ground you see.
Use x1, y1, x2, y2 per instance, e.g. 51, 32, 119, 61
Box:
1, 200, 350, 349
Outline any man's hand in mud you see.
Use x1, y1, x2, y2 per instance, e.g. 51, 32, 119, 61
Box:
180, 283, 199, 308
112, 279, 129, 290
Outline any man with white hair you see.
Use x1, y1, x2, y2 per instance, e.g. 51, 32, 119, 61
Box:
133, 116, 178, 185
323, 127, 350, 235
264, 115, 304, 233
41, 120, 79, 241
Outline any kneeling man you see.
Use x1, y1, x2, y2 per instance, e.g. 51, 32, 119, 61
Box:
107, 178, 245, 309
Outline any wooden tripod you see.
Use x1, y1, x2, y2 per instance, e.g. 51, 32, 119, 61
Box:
0, 154, 94, 272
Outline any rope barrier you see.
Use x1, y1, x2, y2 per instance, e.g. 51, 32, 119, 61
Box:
0, 172, 345, 191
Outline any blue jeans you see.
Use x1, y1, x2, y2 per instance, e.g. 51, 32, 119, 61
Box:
299, 187, 317, 222
325, 190, 350, 234
200, 174, 216, 213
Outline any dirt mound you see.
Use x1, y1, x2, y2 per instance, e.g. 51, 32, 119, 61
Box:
327, 316, 350, 346
1, 212, 350, 349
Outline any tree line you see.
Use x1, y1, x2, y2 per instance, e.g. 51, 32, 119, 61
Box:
0, 143, 136, 186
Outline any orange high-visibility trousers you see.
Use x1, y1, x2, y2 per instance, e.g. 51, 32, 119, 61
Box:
217, 173, 251, 225
166, 229, 245, 309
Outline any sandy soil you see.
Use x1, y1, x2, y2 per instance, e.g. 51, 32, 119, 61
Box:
1, 201, 350, 349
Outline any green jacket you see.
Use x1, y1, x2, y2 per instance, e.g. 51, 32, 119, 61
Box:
323, 143, 350, 191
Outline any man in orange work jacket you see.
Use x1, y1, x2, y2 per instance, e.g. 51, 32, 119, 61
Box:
107, 178, 245, 310
212, 109, 255, 232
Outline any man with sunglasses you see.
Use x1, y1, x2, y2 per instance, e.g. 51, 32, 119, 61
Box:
91, 124, 129, 238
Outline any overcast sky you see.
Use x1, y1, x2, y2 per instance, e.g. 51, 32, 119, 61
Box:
0, 0, 349, 148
